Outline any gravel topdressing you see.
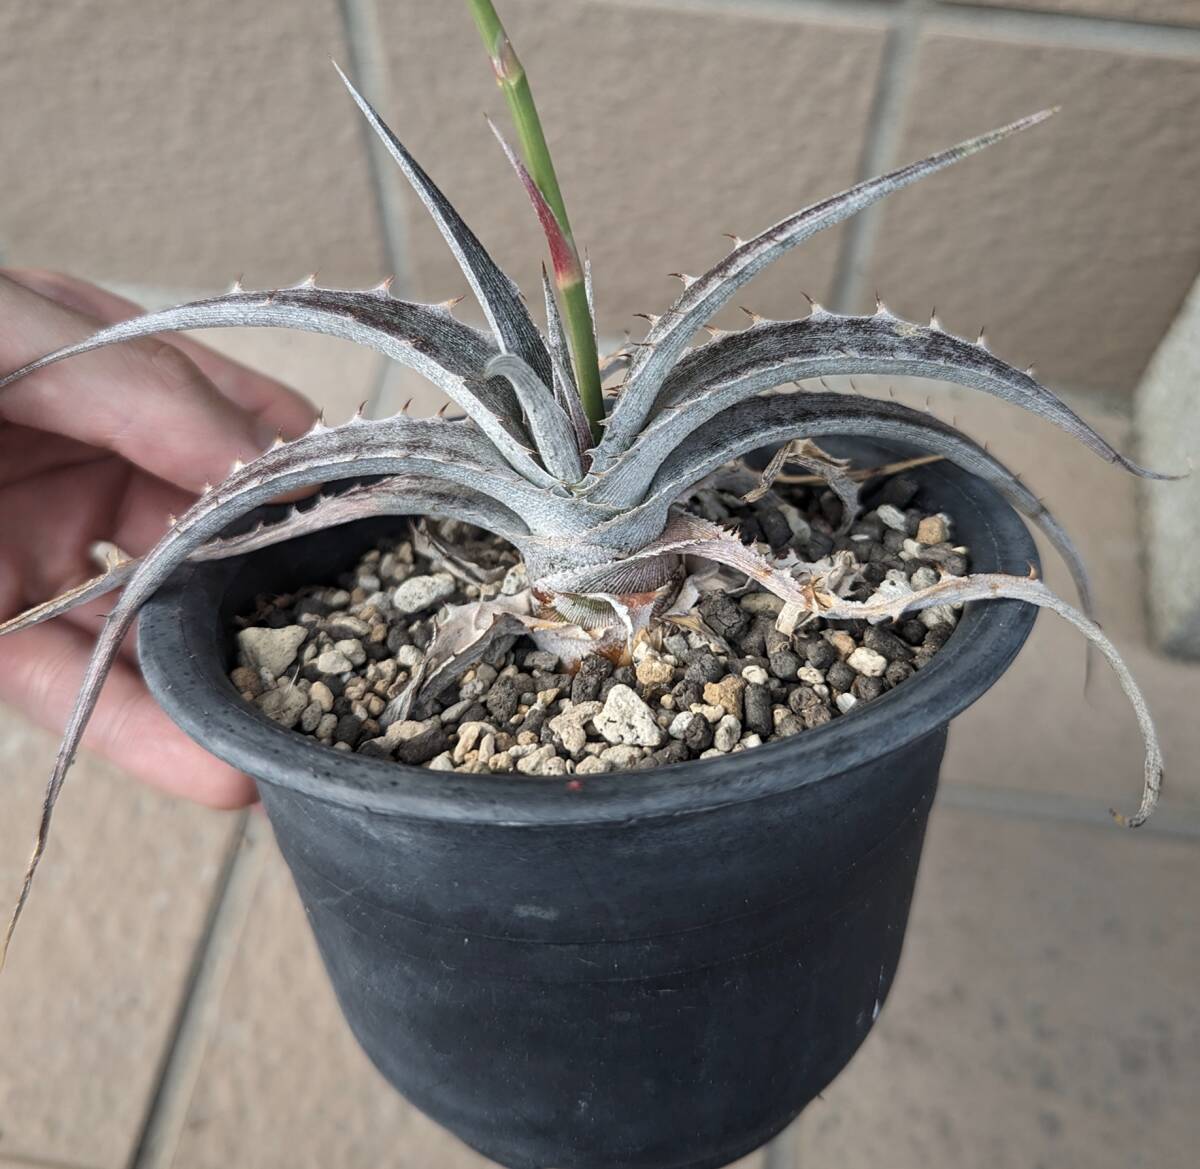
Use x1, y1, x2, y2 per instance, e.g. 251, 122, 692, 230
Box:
229, 471, 969, 777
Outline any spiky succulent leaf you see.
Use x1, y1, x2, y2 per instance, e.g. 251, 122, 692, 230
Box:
593, 391, 1094, 616
541, 266, 594, 459
815, 572, 1161, 828
485, 352, 583, 482
0, 286, 565, 488
334, 64, 552, 389
0, 478, 533, 640
595, 109, 1057, 463
591, 309, 1168, 506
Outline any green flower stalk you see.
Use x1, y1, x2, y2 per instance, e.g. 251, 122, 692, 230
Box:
466, 0, 604, 440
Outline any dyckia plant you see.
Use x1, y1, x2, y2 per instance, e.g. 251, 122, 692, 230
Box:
0, 1, 1174, 965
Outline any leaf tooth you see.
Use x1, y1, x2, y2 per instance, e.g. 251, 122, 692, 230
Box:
229, 274, 245, 294
400, 397, 413, 415
436, 402, 450, 418
739, 306, 765, 325
371, 275, 395, 297
976, 326, 989, 350
297, 272, 319, 290
272, 430, 286, 448
633, 312, 661, 327
229, 457, 245, 473
669, 272, 698, 288
722, 232, 746, 249
928, 308, 942, 331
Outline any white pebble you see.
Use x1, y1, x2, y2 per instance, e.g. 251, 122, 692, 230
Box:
847, 647, 888, 677
876, 504, 908, 532
741, 664, 770, 685
836, 693, 858, 714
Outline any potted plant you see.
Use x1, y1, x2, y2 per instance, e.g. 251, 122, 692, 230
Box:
0, 3, 1169, 1167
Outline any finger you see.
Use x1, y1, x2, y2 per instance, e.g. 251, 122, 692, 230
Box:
0, 617, 257, 808
5, 268, 316, 437
0, 273, 279, 494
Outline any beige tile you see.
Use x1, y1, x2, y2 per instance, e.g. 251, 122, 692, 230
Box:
0, 706, 238, 1169
0, 1, 385, 290
789, 804, 1200, 1169
376, 1, 886, 344
167, 843, 767, 1168
860, 33, 1200, 395
164, 849, 507, 1169
945, 0, 1200, 27
871, 377, 1200, 809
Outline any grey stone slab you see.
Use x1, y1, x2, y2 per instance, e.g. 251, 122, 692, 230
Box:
1135, 275, 1200, 659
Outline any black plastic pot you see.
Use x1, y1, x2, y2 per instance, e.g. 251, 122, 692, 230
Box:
138, 445, 1037, 1169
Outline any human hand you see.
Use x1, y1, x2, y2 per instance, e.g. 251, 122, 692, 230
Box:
0, 270, 317, 807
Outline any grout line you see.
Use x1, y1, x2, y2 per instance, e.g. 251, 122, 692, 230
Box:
0, 1154, 99, 1169
830, 0, 926, 314
589, 0, 897, 28
338, 0, 413, 417
930, 3, 1200, 56
938, 780, 1200, 840
130, 814, 272, 1169
593, 0, 1200, 54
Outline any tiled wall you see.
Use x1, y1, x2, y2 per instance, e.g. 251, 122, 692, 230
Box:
2, 0, 1198, 397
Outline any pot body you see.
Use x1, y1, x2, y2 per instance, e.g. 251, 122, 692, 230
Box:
261, 729, 941, 1169
139, 443, 1037, 1169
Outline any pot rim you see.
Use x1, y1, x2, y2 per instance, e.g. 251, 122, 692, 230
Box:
138, 450, 1039, 826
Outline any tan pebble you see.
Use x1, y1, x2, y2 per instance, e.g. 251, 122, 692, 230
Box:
827, 631, 857, 659
703, 676, 745, 719
537, 687, 561, 706
575, 756, 611, 775
517, 730, 539, 746
308, 681, 334, 712
230, 666, 262, 696
740, 592, 783, 616
916, 514, 950, 545
635, 655, 674, 687
478, 733, 496, 763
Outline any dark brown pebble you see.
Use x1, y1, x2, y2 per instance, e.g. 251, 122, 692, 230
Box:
885, 660, 914, 688
744, 683, 773, 738
485, 676, 521, 723
879, 475, 920, 509
800, 638, 838, 671
852, 675, 886, 702
863, 626, 913, 662
768, 649, 801, 680
698, 593, 750, 641
683, 716, 714, 753
395, 725, 450, 766
571, 655, 613, 703
685, 653, 726, 685
898, 619, 927, 646
827, 661, 856, 692
755, 506, 793, 549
